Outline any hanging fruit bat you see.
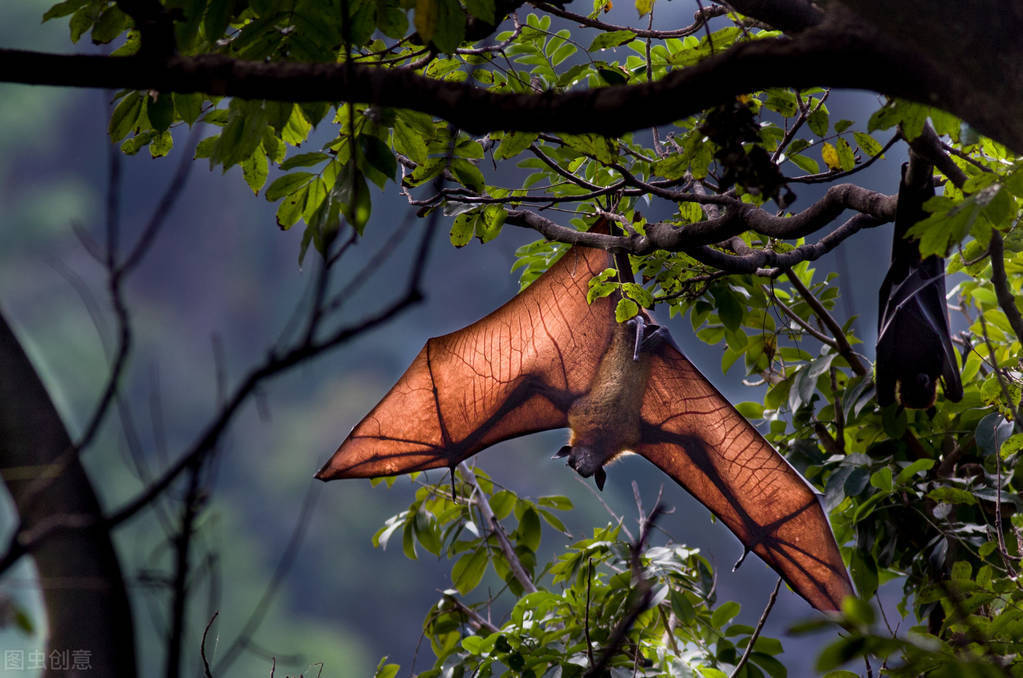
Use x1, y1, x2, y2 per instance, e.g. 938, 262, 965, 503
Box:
876, 159, 963, 409
317, 225, 853, 612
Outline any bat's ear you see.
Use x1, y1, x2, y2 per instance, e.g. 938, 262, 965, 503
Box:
594, 467, 606, 491
553, 445, 572, 459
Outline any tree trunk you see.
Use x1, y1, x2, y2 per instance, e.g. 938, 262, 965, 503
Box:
0, 311, 137, 677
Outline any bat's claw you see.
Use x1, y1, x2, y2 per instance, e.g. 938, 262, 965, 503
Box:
733, 546, 751, 571
628, 315, 669, 361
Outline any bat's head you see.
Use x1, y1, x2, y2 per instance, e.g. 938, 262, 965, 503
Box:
554, 444, 608, 490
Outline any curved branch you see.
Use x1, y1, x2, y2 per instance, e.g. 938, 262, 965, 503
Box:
503, 184, 894, 255
989, 231, 1023, 346
0, 30, 976, 143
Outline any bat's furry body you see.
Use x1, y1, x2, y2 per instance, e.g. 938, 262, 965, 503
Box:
318, 233, 854, 611
877, 160, 963, 409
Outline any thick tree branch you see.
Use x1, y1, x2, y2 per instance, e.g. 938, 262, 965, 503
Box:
2, 17, 1016, 150
503, 184, 893, 255
989, 231, 1023, 347
0, 312, 137, 677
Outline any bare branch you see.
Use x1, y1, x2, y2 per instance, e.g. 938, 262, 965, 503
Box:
443, 594, 501, 634
729, 577, 782, 678
201, 611, 219, 678
784, 268, 868, 375
459, 462, 538, 594
535, 2, 727, 39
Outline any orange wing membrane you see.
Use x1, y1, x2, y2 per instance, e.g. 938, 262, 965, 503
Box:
316, 241, 617, 478
638, 342, 851, 611
319, 232, 853, 611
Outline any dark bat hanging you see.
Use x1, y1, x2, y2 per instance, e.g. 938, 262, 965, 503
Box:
876, 157, 964, 409
318, 226, 853, 612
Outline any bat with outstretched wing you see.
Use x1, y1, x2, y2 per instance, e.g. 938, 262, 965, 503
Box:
317, 226, 853, 611
876, 158, 963, 409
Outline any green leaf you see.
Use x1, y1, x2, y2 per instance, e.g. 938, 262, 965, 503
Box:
976, 412, 1012, 456
427, 0, 465, 53
146, 93, 174, 132
895, 458, 934, 484
926, 487, 977, 505
764, 89, 798, 117
109, 93, 144, 142
622, 282, 653, 308
44, 0, 88, 21
807, 108, 829, 137
869, 467, 893, 493
149, 130, 174, 158
588, 30, 636, 51
282, 105, 313, 146
853, 131, 883, 157
711, 285, 743, 331
464, 0, 494, 23
711, 600, 741, 629
359, 134, 398, 183
615, 298, 639, 322
477, 205, 505, 243
450, 212, 476, 247
517, 507, 541, 552
374, 657, 400, 678
173, 93, 203, 126
266, 172, 315, 201
393, 118, 429, 165
833, 119, 854, 133
788, 153, 820, 174
69, 6, 97, 43
816, 636, 867, 672
494, 132, 537, 160
835, 137, 856, 171
450, 159, 486, 192
91, 6, 128, 44
635, 0, 654, 17
280, 152, 330, 170
242, 148, 269, 194
850, 549, 878, 598
204, 0, 232, 39
654, 153, 689, 180
339, 170, 372, 234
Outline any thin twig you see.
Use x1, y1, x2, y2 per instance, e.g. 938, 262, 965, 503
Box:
443, 594, 500, 634
586, 503, 665, 677
201, 611, 219, 678
763, 283, 839, 347
584, 559, 595, 668
783, 269, 867, 375
214, 484, 321, 673
459, 462, 537, 594
728, 577, 781, 678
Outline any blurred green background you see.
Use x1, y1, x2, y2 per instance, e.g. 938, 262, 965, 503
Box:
0, 2, 905, 675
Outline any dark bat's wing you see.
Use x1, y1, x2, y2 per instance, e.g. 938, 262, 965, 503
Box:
877, 261, 963, 407
634, 339, 853, 612
317, 241, 617, 480
876, 160, 962, 408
